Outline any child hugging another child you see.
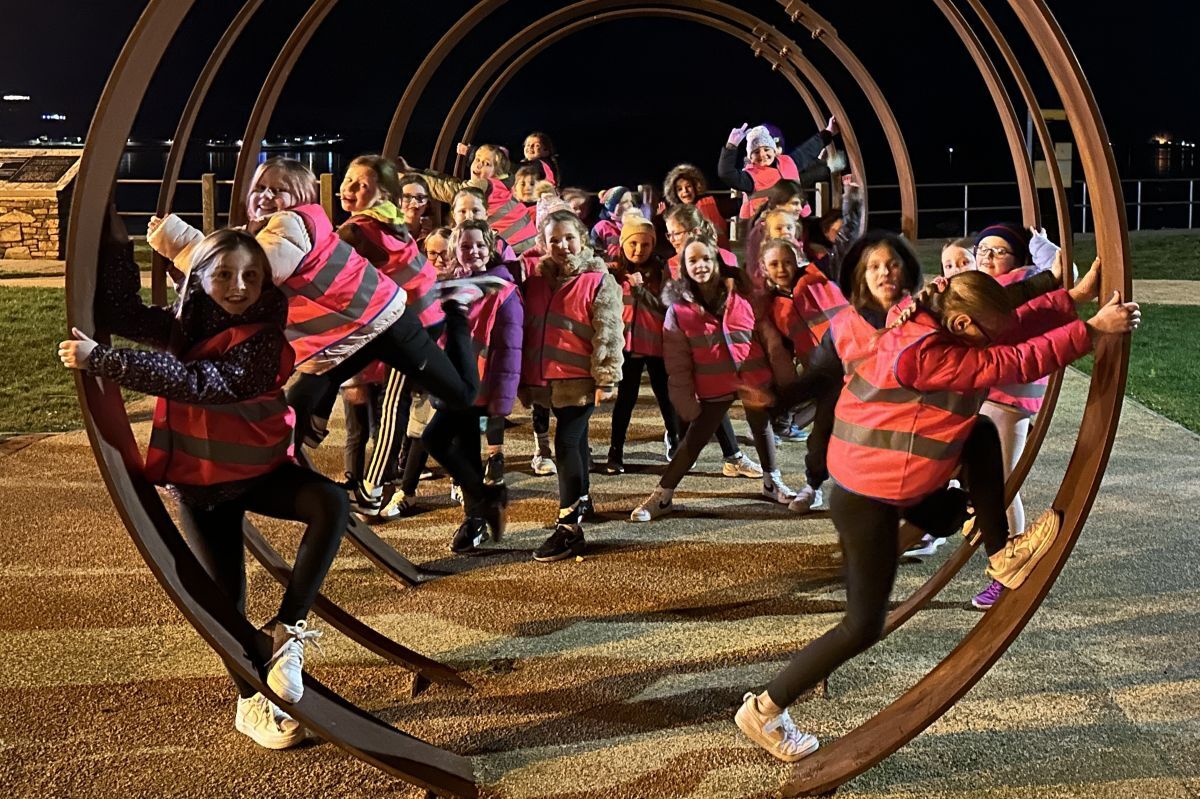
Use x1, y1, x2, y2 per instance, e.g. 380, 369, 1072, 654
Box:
629, 233, 799, 522
735, 257, 1139, 763
522, 209, 625, 561
423, 143, 540, 256
62, 213, 347, 750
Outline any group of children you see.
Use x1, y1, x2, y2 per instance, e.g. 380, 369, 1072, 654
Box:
59, 121, 1140, 763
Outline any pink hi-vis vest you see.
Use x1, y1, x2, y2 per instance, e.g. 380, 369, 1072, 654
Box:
827, 309, 988, 503
792, 265, 849, 356
280, 205, 402, 369
739, 154, 800, 219
145, 324, 295, 488
344, 214, 444, 329
522, 270, 605, 386
487, 177, 539, 255
667, 247, 738, 281
620, 278, 666, 357
990, 265, 1049, 414
672, 292, 773, 399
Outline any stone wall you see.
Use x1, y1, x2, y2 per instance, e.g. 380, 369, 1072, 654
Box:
0, 196, 61, 260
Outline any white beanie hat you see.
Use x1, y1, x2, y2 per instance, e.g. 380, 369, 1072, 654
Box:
745, 125, 776, 156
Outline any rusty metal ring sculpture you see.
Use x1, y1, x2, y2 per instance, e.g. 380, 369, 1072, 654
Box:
69, 1, 1129, 796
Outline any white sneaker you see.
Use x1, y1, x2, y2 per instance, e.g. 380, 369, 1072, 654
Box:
266, 620, 322, 704
235, 692, 306, 749
722, 453, 763, 478
905, 533, 946, 558
663, 431, 678, 461
449, 482, 464, 504
734, 692, 819, 763
788, 485, 823, 514
630, 487, 674, 522
530, 454, 557, 476
762, 471, 797, 504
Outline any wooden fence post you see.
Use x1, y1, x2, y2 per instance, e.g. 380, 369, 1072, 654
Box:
200, 173, 217, 234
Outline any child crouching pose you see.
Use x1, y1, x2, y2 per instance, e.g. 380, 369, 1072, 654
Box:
734, 268, 1140, 762
61, 221, 348, 750
630, 234, 798, 522
522, 209, 624, 561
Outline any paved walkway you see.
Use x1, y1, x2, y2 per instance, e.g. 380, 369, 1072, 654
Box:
0, 372, 1197, 798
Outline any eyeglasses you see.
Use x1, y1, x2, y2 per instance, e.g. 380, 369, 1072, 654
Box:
427, 250, 447, 262
973, 245, 1013, 259
665, 230, 687, 241
400, 193, 429, 204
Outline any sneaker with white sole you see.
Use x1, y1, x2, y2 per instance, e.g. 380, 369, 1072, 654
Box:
630, 486, 674, 522
235, 692, 306, 749
266, 620, 322, 704
722, 453, 763, 478
376, 488, 416, 521
986, 509, 1061, 589
484, 452, 505, 486
788, 485, 823, 514
734, 692, 819, 763
762, 471, 797, 504
350, 484, 382, 517
905, 533, 946, 558
971, 578, 1004, 609
530, 454, 557, 475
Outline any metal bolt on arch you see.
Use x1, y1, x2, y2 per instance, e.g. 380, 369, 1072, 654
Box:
67, 1, 1130, 796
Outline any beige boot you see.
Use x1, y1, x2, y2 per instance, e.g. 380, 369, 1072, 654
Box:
986, 509, 1062, 590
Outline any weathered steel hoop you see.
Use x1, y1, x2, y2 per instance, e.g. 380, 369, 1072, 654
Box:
69, 1, 1128, 795
66, 3, 476, 795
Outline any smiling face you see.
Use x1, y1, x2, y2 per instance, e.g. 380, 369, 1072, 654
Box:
974, 235, 1020, 276
398, 182, 429, 226
470, 148, 498, 181
452, 194, 488, 226
514, 172, 538, 203
339, 163, 381, 213
942, 244, 976, 277
455, 228, 490, 273
664, 217, 692, 256
749, 145, 777, 167
674, 178, 697, 205
425, 233, 453, 278
523, 135, 548, 160
863, 243, 906, 309
246, 166, 299, 221
621, 231, 654, 265
545, 219, 583, 266
762, 243, 799, 288
683, 241, 717, 286
200, 246, 264, 316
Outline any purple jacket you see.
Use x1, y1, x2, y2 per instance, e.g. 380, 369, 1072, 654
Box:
481, 262, 523, 417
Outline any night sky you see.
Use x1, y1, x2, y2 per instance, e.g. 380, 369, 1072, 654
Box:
1, 0, 1195, 188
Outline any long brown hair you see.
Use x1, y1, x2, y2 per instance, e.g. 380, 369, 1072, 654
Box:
887, 270, 1014, 341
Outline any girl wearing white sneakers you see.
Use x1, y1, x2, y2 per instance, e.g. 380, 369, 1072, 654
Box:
631, 233, 798, 522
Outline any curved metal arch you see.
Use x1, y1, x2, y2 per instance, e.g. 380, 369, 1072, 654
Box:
776, 1, 916, 237
426, 0, 869, 214
66, 3, 478, 794
451, 10, 829, 179
439, 5, 832, 179
151, 0, 266, 304
229, 0, 339, 225
779, 0, 1129, 792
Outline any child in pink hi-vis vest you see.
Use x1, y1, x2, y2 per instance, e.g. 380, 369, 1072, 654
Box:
147, 156, 507, 539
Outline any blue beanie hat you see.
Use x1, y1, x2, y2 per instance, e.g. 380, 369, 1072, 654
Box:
603, 185, 631, 217
975, 223, 1029, 264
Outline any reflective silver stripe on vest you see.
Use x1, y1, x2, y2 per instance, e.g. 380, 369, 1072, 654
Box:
390, 253, 426, 287
800, 302, 849, 324
832, 418, 965, 462
286, 266, 383, 341
845, 373, 983, 418
543, 345, 592, 370
546, 312, 594, 341
195, 396, 290, 423
281, 240, 353, 301
686, 332, 723, 348
695, 356, 767, 376
409, 287, 438, 314
997, 381, 1047, 399
727, 329, 754, 345
149, 426, 292, 466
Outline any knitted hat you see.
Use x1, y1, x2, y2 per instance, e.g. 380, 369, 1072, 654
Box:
974, 223, 1029, 264
602, 185, 631, 217
619, 211, 656, 247
535, 194, 573, 231
745, 125, 777, 156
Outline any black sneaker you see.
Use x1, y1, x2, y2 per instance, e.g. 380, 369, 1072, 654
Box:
450, 518, 488, 554
481, 483, 509, 541
578, 496, 596, 521
533, 523, 586, 562
604, 450, 625, 475
484, 452, 506, 486
350, 484, 382, 516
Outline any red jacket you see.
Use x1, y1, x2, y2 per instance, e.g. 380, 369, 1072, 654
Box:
739, 154, 799, 219
145, 323, 295, 487
827, 292, 1089, 503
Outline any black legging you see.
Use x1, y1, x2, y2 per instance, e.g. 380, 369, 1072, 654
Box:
421, 407, 487, 517
662, 399, 776, 489
765, 416, 1009, 708
804, 381, 839, 489
553, 402, 594, 515
176, 462, 348, 698
610, 353, 679, 457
